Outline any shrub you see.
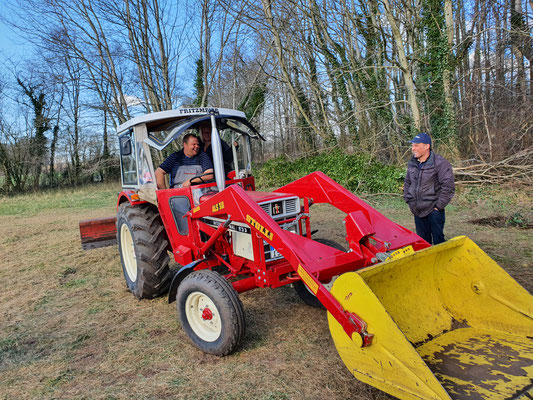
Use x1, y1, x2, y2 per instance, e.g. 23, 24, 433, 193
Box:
255, 150, 404, 193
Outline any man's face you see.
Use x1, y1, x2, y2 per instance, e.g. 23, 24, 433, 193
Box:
183, 136, 200, 157
200, 125, 211, 143
411, 142, 430, 160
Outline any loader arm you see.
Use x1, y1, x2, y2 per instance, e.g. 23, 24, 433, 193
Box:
80, 105, 533, 400
190, 184, 386, 346
275, 171, 429, 252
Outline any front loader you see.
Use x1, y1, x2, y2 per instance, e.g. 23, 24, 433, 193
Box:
80, 107, 533, 400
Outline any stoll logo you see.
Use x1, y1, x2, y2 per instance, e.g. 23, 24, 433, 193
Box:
245, 215, 274, 240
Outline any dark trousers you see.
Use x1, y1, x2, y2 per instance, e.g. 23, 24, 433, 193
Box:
414, 209, 446, 245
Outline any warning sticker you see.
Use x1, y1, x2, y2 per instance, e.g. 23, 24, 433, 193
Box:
297, 264, 319, 295
386, 245, 415, 260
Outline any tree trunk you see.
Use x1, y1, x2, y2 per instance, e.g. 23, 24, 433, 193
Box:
261, 0, 325, 144
381, 0, 421, 132
443, 0, 457, 143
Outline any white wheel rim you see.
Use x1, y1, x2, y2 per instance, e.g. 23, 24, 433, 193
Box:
322, 276, 338, 291
185, 291, 221, 342
120, 223, 137, 282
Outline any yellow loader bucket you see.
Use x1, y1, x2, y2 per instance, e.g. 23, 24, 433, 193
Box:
328, 236, 533, 400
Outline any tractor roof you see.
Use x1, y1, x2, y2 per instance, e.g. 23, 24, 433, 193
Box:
116, 107, 246, 134
117, 107, 263, 151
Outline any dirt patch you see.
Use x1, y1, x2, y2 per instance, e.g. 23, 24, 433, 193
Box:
469, 213, 532, 229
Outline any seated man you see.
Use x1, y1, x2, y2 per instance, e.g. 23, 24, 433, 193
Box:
199, 122, 235, 177
155, 133, 214, 189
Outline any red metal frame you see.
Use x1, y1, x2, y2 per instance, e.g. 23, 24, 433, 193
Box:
153, 172, 429, 347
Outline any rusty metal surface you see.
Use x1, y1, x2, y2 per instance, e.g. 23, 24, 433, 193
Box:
418, 328, 533, 400
81, 238, 117, 250
79, 217, 117, 250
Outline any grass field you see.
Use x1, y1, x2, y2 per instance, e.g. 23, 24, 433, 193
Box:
0, 182, 531, 400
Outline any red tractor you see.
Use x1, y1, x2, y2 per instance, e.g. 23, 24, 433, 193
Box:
80, 108, 533, 400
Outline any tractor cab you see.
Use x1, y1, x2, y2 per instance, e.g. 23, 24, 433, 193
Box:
117, 107, 264, 206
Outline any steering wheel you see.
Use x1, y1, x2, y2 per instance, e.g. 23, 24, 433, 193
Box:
190, 172, 214, 186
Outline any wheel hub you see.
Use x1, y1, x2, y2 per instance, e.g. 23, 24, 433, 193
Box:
185, 291, 221, 342
202, 308, 213, 320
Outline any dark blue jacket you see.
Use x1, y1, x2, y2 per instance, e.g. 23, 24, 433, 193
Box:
403, 152, 455, 217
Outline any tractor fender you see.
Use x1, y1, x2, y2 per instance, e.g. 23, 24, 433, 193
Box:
168, 259, 207, 303
116, 190, 148, 209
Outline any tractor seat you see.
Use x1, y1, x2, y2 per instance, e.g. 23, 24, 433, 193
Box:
199, 191, 219, 203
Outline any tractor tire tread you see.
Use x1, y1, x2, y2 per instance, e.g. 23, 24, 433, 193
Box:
117, 203, 171, 299
205, 271, 246, 340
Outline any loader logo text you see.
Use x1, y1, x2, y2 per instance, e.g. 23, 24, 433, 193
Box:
212, 201, 225, 212
245, 215, 274, 240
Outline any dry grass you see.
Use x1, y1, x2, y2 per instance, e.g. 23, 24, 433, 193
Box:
0, 182, 531, 400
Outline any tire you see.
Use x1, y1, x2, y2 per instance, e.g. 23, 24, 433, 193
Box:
294, 238, 345, 309
176, 270, 245, 356
117, 202, 172, 299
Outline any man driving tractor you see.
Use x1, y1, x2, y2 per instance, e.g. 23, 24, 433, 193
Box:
155, 133, 214, 189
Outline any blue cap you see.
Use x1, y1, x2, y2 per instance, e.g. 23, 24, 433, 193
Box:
410, 133, 432, 145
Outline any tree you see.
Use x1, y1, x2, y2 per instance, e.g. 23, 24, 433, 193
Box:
17, 78, 51, 189
9, 0, 191, 122
193, 58, 206, 107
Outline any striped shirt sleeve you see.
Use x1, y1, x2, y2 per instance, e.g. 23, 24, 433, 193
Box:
198, 152, 213, 171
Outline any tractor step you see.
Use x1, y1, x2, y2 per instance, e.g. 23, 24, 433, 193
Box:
79, 217, 117, 250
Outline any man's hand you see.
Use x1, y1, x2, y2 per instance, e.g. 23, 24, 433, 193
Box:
182, 179, 191, 188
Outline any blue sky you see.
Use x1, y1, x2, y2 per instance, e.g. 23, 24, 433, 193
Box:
0, 3, 32, 67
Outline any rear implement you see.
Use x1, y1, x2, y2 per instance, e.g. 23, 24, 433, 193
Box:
79, 217, 117, 250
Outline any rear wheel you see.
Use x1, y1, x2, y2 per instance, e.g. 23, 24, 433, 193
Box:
176, 270, 245, 356
294, 238, 345, 308
117, 202, 172, 299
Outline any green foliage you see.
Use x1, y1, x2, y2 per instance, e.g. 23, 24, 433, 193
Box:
238, 82, 267, 121
506, 212, 528, 228
193, 58, 205, 107
255, 150, 404, 193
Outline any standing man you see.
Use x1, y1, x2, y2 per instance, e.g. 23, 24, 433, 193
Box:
155, 133, 213, 189
403, 133, 455, 245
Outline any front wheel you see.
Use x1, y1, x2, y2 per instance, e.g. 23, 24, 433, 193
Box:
294, 238, 345, 308
176, 270, 245, 356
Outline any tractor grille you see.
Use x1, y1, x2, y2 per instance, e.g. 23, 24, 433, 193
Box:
285, 199, 298, 214
259, 197, 299, 220
260, 203, 270, 214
